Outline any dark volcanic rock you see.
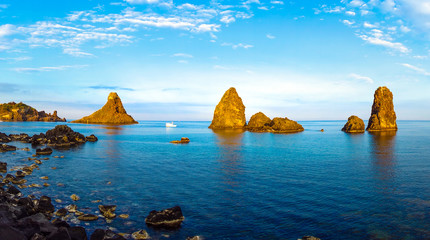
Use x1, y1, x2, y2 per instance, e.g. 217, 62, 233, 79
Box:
71, 92, 137, 125
342, 115, 365, 133
90, 229, 125, 240
0, 224, 27, 240
77, 214, 98, 221
98, 205, 116, 219
0, 144, 17, 152
36, 196, 55, 216
367, 86, 397, 132
209, 87, 246, 129
9, 134, 30, 142
85, 134, 98, 142
245, 112, 272, 132
0, 102, 66, 122
0, 133, 11, 143
0, 162, 7, 173
36, 148, 53, 155
145, 206, 185, 229
29, 125, 95, 149
68, 226, 87, 240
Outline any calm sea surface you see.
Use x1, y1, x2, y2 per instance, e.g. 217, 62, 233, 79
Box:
1, 121, 430, 240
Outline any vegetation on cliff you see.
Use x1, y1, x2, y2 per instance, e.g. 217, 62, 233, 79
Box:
0, 102, 65, 122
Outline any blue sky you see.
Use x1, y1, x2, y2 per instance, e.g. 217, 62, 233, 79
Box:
0, 0, 429, 121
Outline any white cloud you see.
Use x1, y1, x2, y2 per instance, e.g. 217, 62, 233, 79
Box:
401, 63, 430, 76
258, 6, 269, 10
0, 56, 31, 62
363, 22, 377, 28
172, 53, 193, 58
349, 0, 365, 7
177, 60, 188, 64
349, 73, 374, 84
0, 4, 8, 9
266, 34, 275, 39
13, 65, 88, 73
124, 0, 159, 4
220, 15, 236, 24
359, 29, 409, 53
63, 48, 94, 57
222, 42, 254, 49
343, 20, 355, 26
270, 1, 284, 5
0, 24, 15, 38
346, 11, 356, 16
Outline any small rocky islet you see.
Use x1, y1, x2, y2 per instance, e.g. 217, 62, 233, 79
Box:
209, 87, 304, 133
342, 86, 397, 133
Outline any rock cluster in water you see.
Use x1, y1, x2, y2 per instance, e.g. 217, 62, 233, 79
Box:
341, 115, 365, 133
71, 92, 137, 125
170, 137, 190, 144
209, 87, 246, 129
0, 102, 66, 122
246, 112, 304, 133
367, 86, 397, 132
0, 125, 97, 150
145, 206, 185, 229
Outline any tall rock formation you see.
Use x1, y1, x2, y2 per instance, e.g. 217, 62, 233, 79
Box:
342, 115, 365, 133
366, 86, 397, 132
71, 92, 137, 125
209, 87, 246, 129
246, 112, 304, 133
0, 102, 66, 122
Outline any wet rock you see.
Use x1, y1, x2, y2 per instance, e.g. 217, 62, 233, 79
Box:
0, 224, 27, 240
68, 226, 87, 240
90, 229, 125, 240
145, 206, 184, 229
46, 226, 71, 240
16, 171, 25, 178
9, 133, 30, 142
77, 214, 98, 221
37, 196, 55, 216
85, 134, 98, 142
367, 86, 397, 132
7, 185, 21, 195
55, 208, 68, 217
71, 92, 137, 125
299, 236, 321, 240
70, 194, 80, 201
186, 236, 201, 240
0, 162, 7, 173
0, 132, 12, 143
65, 204, 77, 213
40, 176, 49, 180
31, 233, 47, 240
209, 87, 246, 129
170, 137, 190, 144
131, 230, 150, 239
342, 115, 365, 133
0, 144, 17, 152
36, 148, 53, 155
98, 205, 116, 219
118, 214, 129, 219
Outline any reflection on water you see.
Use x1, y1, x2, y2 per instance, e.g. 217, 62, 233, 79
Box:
213, 130, 245, 196
99, 125, 124, 135
100, 125, 124, 159
369, 131, 397, 193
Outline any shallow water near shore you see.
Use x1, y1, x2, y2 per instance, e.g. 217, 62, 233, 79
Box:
1, 120, 430, 239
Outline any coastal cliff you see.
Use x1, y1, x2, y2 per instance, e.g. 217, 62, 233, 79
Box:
0, 102, 65, 122
367, 86, 397, 132
246, 112, 304, 133
71, 92, 137, 125
209, 87, 246, 129
342, 115, 365, 133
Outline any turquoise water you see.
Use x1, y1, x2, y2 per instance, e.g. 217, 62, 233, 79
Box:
1, 121, 430, 239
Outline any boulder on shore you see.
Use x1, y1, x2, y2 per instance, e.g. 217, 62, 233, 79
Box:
0, 102, 66, 122
145, 206, 185, 229
342, 115, 365, 133
71, 92, 137, 125
209, 87, 246, 129
367, 86, 397, 132
246, 112, 304, 133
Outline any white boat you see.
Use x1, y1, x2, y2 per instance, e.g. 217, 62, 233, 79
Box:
166, 122, 177, 128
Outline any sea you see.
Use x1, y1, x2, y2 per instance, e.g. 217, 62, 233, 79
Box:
0, 120, 430, 240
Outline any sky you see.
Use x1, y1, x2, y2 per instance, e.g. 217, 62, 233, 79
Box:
0, 0, 429, 121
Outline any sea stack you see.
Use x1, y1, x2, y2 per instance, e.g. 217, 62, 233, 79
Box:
366, 86, 397, 132
342, 115, 365, 133
246, 112, 304, 133
0, 102, 66, 122
209, 87, 246, 129
71, 92, 137, 125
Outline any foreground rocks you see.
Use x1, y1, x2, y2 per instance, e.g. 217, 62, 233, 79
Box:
145, 206, 185, 229
367, 86, 397, 132
246, 112, 304, 133
71, 92, 137, 125
209, 87, 246, 129
0, 125, 98, 149
342, 115, 365, 133
0, 102, 66, 122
